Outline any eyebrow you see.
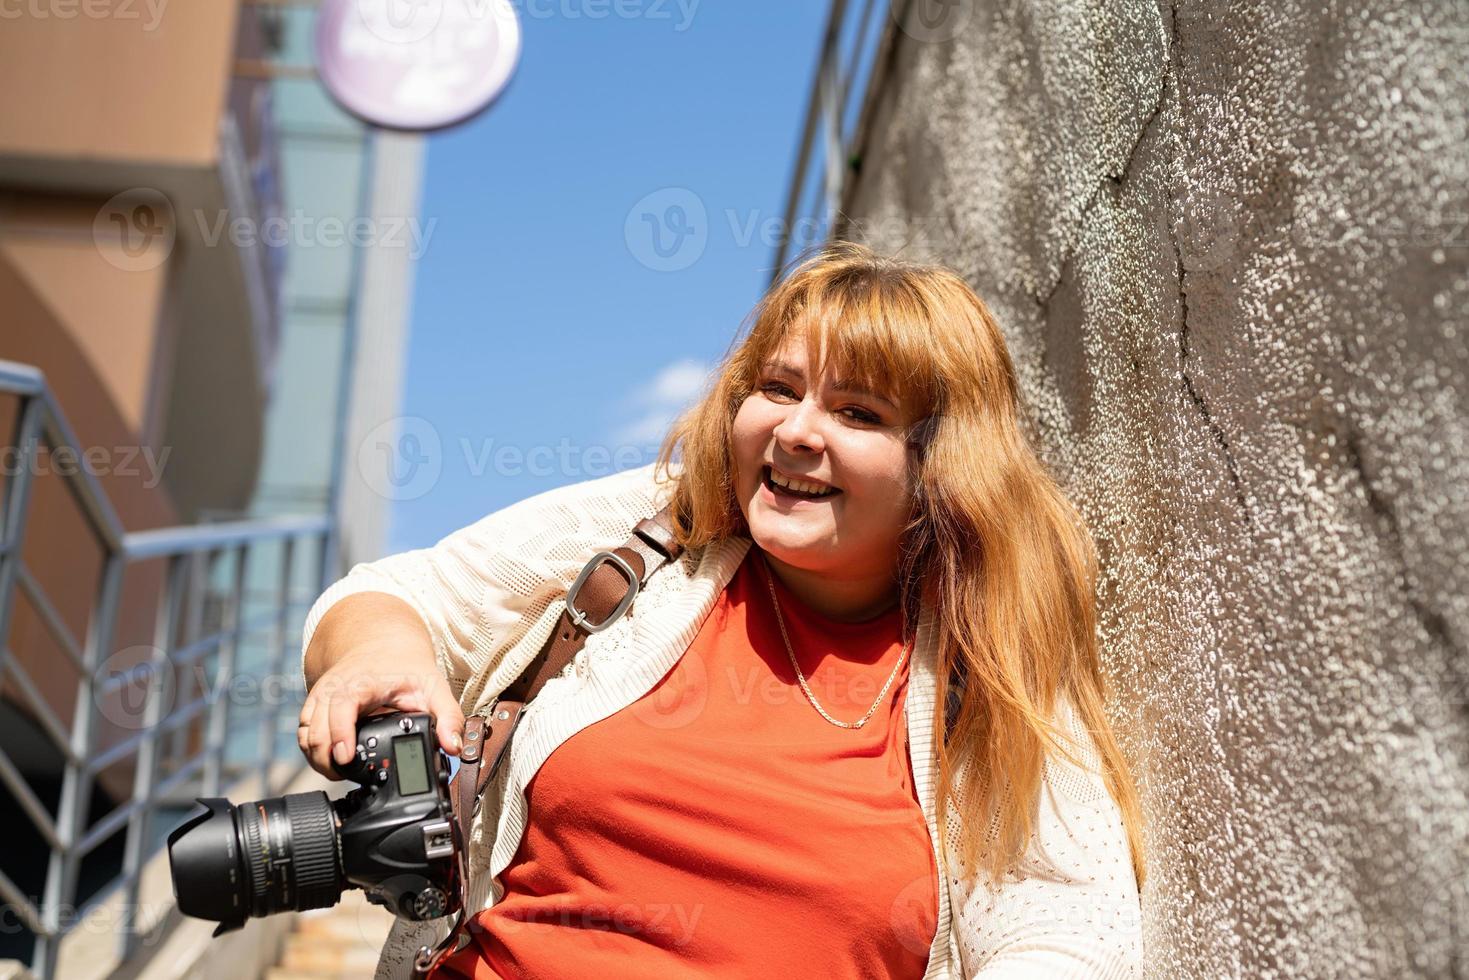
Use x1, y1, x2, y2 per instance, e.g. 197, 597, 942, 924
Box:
761, 360, 898, 411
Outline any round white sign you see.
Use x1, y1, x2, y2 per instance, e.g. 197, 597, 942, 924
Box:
315, 0, 522, 132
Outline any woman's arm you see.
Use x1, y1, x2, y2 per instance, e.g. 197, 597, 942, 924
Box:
296, 461, 675, 771
951, 703, 1143, 978
298, 591, 461, 778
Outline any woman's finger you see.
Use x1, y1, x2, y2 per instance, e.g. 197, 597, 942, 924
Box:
429, 680, 466, 757
326, 687, 364, 774
305, 688, 340, 778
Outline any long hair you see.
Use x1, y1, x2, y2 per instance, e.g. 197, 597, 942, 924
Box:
652, 240, 1145, 888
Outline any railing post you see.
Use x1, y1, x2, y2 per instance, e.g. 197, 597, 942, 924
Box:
117, 552, 187, 961
259, 537, 295, 795
204, 546, 249, 795
36, 554, 124, 980
818, 33, 845, 229
161, 548, 209, 775
0, 397, 46, 664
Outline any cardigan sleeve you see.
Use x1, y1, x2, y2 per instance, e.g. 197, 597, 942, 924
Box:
950, 701, 1143, 978
300, 461, 675, 711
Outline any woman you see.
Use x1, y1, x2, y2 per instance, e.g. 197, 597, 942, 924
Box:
299, 242, 1145, 978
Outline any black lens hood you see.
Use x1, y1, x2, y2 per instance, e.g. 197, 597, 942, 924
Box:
166, 798, 247, 936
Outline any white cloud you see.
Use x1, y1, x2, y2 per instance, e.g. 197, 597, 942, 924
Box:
610, 358, 711, 447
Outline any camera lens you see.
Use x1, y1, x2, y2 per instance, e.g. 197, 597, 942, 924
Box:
167, 793, 344, 934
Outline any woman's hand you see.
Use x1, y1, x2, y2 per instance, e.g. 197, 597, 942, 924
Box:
297, 638, 466, 781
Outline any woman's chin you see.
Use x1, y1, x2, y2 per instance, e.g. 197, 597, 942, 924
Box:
749, 518, 832, 555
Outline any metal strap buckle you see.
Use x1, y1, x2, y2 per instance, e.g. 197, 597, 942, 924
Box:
564, 551, 639, 633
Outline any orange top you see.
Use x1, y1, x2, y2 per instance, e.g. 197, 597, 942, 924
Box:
432, 548, 938, 978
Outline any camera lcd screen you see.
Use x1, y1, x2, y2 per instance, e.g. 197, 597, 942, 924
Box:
392, 736, 431, 796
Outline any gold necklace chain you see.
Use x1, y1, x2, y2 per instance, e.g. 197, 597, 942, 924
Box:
760, 559, 910, 730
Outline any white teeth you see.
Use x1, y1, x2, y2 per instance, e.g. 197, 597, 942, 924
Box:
769, 469, 835, 497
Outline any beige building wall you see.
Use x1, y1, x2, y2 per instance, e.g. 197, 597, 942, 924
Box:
0, 192, 176, 450
0, 3, 238, 168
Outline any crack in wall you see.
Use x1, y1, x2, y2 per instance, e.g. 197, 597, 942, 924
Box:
1170, 232, 1249, 516
1162, 0, 1249, 520
1341, 424, 1467, 709
1031, 4, 1172, 309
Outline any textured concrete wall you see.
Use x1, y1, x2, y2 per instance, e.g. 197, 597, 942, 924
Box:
843, 1, 1468, 976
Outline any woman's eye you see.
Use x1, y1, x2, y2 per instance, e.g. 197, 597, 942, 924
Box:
760, 382, 881, 425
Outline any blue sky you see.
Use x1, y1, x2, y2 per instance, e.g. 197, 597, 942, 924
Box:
386, 3, 833, 552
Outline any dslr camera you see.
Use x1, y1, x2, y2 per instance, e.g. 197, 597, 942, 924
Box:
166, 711, 460, 934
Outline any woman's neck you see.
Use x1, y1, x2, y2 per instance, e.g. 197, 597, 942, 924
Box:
757, 549, 900, 623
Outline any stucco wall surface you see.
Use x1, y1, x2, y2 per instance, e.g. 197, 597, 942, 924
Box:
843, 1, 1468, 976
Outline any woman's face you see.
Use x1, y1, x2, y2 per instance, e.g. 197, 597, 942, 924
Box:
731, 332, 916, 586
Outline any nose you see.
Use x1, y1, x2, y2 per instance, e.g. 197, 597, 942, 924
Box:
773, 392, 825, 454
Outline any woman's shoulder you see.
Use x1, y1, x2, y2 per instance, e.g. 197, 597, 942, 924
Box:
489, 460, 679, 532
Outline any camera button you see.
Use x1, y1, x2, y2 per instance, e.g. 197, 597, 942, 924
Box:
367, 737, 378, 749
378, 770, 389, 783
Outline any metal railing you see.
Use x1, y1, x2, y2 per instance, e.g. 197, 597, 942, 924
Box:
771, 0, 912, 280
0, 360, 336, 978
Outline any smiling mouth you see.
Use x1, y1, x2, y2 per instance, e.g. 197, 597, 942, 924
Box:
762, 465, 842, 501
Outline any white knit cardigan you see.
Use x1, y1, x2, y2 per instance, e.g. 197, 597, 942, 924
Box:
301, 462, 1142, 979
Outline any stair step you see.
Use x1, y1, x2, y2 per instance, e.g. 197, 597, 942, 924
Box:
293, 914, 392, 944
277, 941, 383, 974
260, 890, 398, 979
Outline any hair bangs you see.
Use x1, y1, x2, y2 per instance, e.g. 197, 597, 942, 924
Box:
759, 265, 940, 424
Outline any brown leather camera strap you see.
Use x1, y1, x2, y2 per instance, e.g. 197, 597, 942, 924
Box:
455, 504, 682, 818
415, 504, 684, 976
